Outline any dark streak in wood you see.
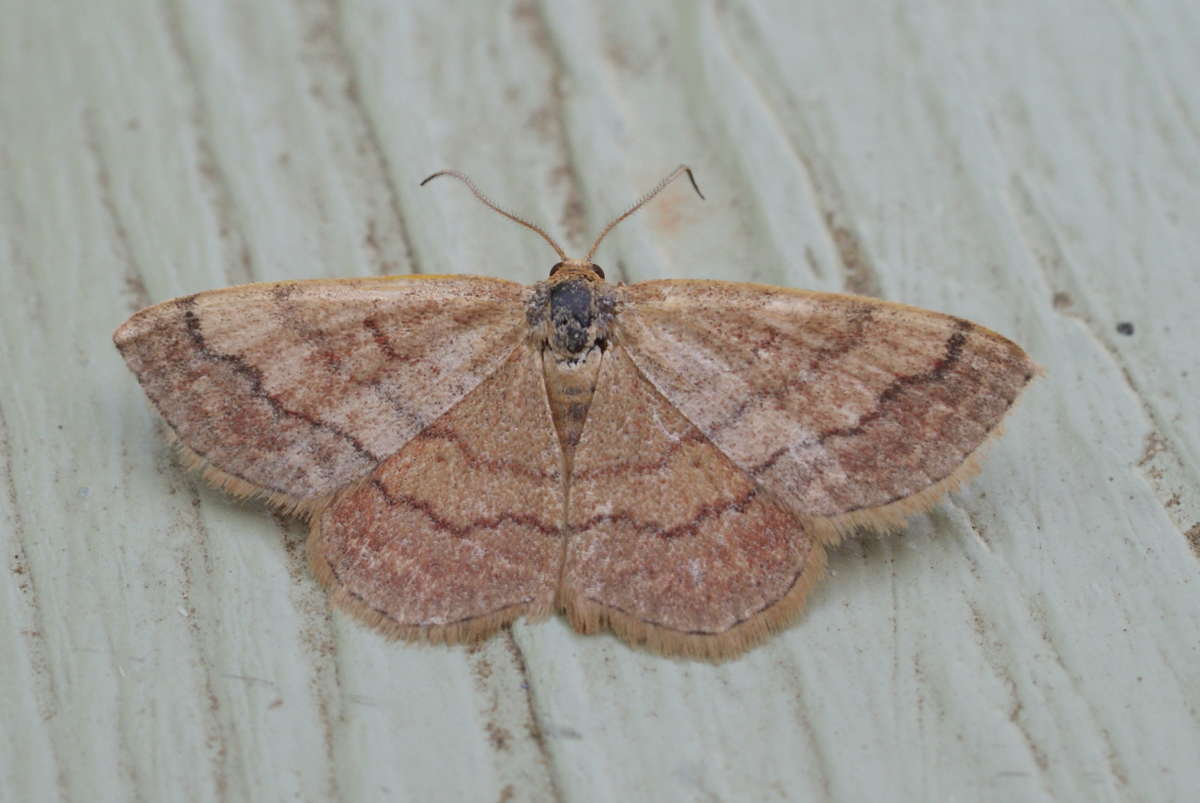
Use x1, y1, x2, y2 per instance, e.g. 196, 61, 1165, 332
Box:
0, 403, 65, 795
304, 0, 422, 275
501, 631, 565, 803
176, 474, 231, 803
160, 0, 255, 286
82, 109, 151, 312
512, 0, 588, 247
276, 512, 343, 803
824, 211, 881, 297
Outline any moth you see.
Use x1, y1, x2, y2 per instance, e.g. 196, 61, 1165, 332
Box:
114, 166, 1037, 659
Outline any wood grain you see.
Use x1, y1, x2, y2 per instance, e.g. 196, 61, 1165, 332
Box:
2, 1, 1198, 801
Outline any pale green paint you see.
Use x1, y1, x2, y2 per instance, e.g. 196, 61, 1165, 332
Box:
2, 1, 1198, 801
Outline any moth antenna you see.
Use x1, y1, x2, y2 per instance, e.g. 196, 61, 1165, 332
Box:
421, 170, 569, 261
584, 165, 705, 263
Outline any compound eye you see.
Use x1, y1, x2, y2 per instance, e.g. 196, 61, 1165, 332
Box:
549, 262, 563, 277
591, 264, 605, 280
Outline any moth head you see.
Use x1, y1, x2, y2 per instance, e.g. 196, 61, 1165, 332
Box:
549, 259, 605, 282
420, 166, 704, 359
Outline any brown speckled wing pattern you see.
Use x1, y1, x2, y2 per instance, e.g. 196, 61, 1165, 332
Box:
617, 280, 1036, 542
561, 346, 821, 659
114, 276, 526, 512
309, 346, 564, 643
117, 274, 1036, 660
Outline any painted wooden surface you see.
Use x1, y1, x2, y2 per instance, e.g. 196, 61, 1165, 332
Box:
2, 1, 1198, 800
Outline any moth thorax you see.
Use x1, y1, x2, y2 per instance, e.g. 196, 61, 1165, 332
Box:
549, 278, 598, 356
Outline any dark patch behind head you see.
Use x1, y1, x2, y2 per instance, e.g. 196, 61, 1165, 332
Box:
550, 279, 593, 353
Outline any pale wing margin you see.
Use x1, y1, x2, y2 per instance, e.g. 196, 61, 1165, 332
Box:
615, 280, 1037, 539
114, 275, 528, 512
